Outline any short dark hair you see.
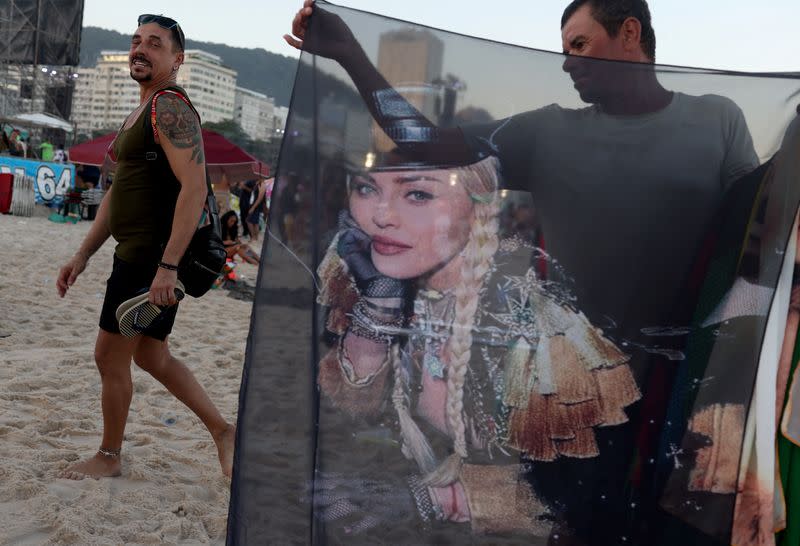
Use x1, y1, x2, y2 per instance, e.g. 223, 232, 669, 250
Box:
137, 14, 185, 52
561, 0, 656, 61
170, 25, 185, 53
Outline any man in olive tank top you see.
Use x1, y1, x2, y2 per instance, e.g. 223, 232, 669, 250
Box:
55, 15, 235, 480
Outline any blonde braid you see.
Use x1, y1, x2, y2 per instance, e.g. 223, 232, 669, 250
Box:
423, 159, 501, 486
391, 343, 437, 473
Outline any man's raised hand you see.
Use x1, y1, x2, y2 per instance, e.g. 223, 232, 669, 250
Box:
283, 0, 357, 62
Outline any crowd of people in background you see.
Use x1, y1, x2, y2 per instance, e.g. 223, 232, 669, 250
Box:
0, 124, 68, 162
211, 174, 274, 244
210, 176, 273, 289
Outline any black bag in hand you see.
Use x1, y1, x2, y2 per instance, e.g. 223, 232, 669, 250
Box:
179, 175, 226, 297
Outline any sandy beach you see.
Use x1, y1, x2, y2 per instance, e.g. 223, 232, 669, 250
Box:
0, 211, 257, 545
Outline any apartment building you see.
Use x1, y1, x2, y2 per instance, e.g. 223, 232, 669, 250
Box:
71, 52, 138, 134
272, 106, 288, 135
234, 87, 274, 142
176, 50, 237, 123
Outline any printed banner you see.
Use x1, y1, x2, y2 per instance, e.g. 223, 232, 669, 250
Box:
0, 156, 75, 204
228, 2, 800, 545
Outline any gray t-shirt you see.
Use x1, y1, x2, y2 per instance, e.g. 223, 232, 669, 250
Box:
466, 93, 759, 331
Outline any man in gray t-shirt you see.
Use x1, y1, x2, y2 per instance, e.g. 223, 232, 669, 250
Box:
468, 91, 758, 330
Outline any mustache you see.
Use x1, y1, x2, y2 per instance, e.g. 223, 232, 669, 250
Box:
130, 55, 151, 65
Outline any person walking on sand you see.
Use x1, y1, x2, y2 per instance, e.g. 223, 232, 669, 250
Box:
55, 14, 235, 480
245, 177, 269, 243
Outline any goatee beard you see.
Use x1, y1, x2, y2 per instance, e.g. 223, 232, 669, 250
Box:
130, 71, 152, 82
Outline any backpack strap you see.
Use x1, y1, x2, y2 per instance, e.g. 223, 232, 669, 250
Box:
143, 86, 202, 162
144, 87, 220, 236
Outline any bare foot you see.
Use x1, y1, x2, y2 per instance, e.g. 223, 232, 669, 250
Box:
213, 424, 236, 478
59, 452, 121, 480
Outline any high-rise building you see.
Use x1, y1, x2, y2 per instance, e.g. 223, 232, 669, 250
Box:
70, 66, 105, 135
71, 51, 139, 135
272, 106, 289, 136
372, 28, 444, 151
71, 49, 238, 136
176, 50, 237, 123
234, 87, 274, 142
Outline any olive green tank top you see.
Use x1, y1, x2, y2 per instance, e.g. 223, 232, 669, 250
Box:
108, 89, 191, 264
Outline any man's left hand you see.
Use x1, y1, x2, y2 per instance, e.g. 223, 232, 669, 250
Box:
149, 267, 180, 306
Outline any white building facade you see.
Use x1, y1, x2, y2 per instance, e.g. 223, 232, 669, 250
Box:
272, 106, 289, 136
71, 51, 139, 135
234, 87, 274, 142
176, 50, 237, 124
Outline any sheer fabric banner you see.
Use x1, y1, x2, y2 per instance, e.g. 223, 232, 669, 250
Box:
228, 2, 800, 544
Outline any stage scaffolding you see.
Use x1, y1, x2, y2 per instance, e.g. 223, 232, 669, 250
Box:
0, 0, 84, 121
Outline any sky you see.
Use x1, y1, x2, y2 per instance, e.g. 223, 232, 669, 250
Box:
80, 1, 800, 73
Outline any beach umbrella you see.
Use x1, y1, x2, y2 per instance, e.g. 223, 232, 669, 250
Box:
68, 129, 263, 176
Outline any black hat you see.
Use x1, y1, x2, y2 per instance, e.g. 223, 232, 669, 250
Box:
366, 88, 490, 171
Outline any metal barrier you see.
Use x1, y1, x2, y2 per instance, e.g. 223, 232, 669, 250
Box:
10, 175, 35, 217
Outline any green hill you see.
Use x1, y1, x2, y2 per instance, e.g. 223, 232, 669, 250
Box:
80, 26, 297, 107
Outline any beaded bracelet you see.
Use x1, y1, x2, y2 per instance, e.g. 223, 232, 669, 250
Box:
407, 474, 444, 523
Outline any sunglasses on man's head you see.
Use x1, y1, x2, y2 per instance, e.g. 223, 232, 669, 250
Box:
137, 14, 185, 51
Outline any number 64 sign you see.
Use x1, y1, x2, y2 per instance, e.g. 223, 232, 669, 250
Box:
0, 157, 75, 204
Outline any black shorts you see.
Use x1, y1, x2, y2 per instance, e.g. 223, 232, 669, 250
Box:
99, 255, 179, 341
246, 209, 262, 225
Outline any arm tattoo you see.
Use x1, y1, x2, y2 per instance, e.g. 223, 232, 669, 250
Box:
155, 94, 205, 165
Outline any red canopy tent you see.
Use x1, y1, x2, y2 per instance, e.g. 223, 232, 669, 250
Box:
68, 129, 269, 182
